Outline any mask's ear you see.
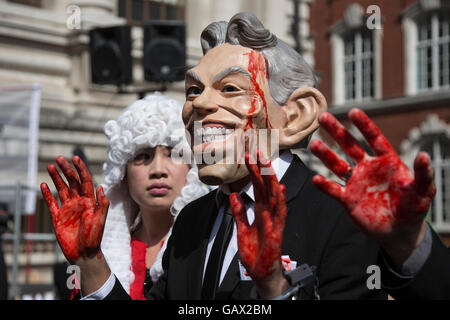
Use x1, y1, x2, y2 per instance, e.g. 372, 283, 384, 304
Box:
278, 87, 327, 149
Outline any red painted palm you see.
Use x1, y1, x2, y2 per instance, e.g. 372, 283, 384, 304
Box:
310, 108, 436, 244
40, 156, 109, 262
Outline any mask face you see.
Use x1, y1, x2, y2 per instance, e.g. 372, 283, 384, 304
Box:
182, 44, 286, 187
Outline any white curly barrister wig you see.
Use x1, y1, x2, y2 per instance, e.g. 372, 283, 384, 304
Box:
100, 92, 210, 294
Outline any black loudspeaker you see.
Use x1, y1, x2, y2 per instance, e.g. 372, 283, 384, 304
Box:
143, 20, 186, 82
89, 25, 132, 85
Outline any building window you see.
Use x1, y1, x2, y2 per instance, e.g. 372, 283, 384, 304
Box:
419, 135, 450, 231
403, 1, 450, 95
416, 11, 450, 91
343, 29, 374, 101
118, 0, 185, 26
400, 115, 450, 232
330, 3, 381, 106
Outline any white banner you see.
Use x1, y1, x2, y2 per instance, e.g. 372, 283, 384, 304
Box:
0, 84, 41, 215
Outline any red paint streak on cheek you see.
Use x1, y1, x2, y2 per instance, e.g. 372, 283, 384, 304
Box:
243, 51, 272, 131
235, 51, 271, 174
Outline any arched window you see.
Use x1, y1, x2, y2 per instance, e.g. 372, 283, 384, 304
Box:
419, 135, 450, 229
401, 115, 450, 232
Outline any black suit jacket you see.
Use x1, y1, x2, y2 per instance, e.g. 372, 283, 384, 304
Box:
380, 228, 450, 299
108, 155, 386, 300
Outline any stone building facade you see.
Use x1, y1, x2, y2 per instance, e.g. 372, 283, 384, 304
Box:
0, 0, 307, 298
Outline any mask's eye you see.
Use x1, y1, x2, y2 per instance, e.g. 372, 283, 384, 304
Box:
221, 85, 240, 93
186, 86, 202, 97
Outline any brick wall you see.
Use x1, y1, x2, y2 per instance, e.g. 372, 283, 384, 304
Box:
310, 0, 418, 103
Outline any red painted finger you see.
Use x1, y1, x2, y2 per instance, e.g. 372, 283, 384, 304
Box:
80, 211, 100, 253
40, 182, 60, 218
412, 152, 436, 198
255, 150, 278, 199
47, 164, 70, 203
245, 152, 266, 201
273, 184, 287, 228
78, 188, 107, 253
312, 174, 344, 202
96, 185, 110, 212
230, 193, 250, 231
256, 149, 277, 185
319, 112, 366, 163
348, 108, 394, 156
56, 156, 82, 198
256, 210, 273, 238
230, 192, 258, 273
72, 156, 95, 199
310, 140, 352, 180
256, 149, 275, 176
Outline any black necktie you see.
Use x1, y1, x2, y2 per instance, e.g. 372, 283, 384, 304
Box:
201, 197, 235, 300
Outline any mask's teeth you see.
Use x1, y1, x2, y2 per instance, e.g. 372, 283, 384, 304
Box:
199, 127, 235, 143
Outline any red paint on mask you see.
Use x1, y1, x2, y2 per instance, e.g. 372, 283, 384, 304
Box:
243, 51, 272, 131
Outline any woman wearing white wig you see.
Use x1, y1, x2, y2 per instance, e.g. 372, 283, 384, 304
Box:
100, 93, 209, 299
41, 93, 209, 300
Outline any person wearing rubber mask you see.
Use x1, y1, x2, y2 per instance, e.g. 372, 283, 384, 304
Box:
44, 12, 389, 300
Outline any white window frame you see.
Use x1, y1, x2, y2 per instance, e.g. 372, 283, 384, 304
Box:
402, 0, 450, 95
400, 114, 450, 232
343, 29, 374, 102
429, 137, 450, 229
330, 4, 382, 106
416, 12, 450, 91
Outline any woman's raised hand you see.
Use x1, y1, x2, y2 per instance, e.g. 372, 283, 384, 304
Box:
40, 156, 109, 263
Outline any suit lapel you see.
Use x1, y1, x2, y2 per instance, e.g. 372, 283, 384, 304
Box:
280, 154, 310, 204
215, 253, 240, 299
186, 191, 219, 299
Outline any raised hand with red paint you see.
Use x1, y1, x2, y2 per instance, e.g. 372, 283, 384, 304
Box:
41, 155, 109, 263
310, 108, 436, 268
230, 150, 290, 298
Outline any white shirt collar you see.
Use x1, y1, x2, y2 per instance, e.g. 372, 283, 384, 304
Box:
216, 150, 293, 206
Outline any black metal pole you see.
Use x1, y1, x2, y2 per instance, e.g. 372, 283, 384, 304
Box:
291, 0, 301, 54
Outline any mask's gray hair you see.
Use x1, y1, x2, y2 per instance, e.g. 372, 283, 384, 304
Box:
200, 12, 317, 106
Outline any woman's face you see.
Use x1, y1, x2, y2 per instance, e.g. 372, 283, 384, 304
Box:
126, 146, 190, 212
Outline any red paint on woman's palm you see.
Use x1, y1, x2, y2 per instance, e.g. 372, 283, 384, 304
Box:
40, 156, 109, 262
